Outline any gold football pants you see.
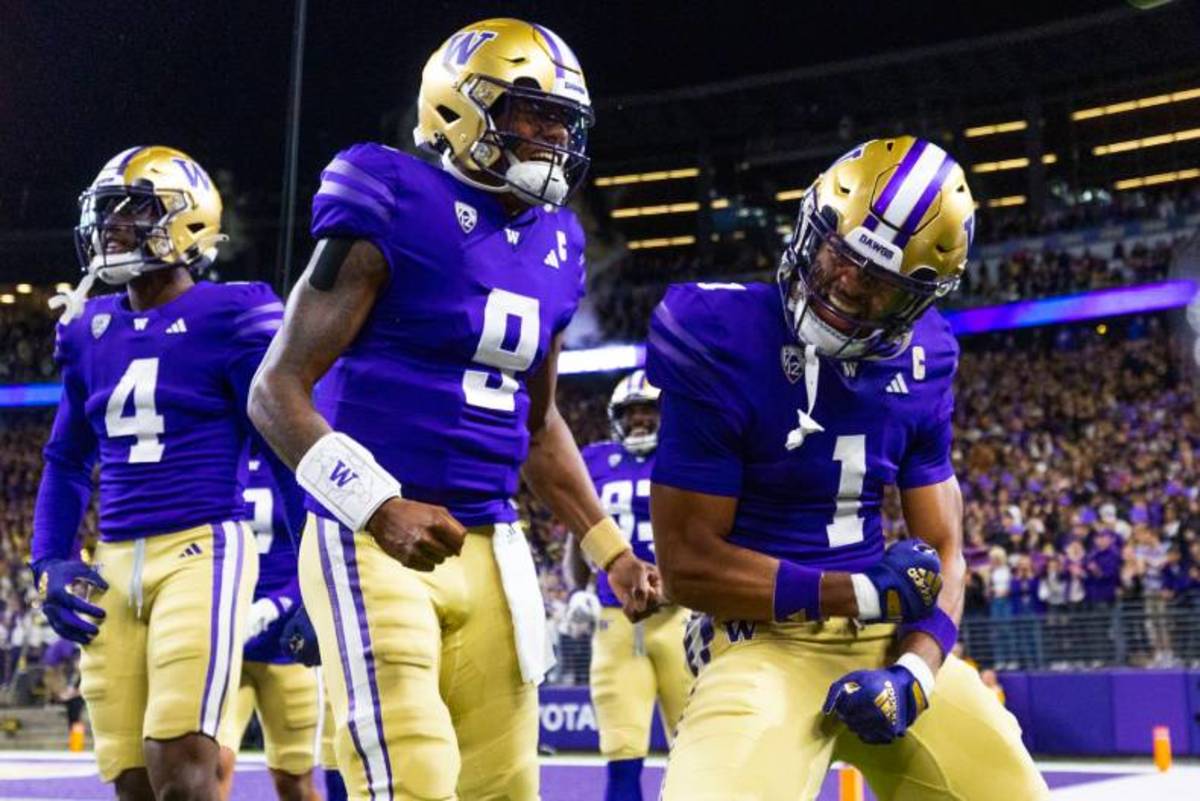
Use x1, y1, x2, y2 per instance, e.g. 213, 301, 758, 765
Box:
661, 616, 1049, 801
218, 660, 319, 775
299, 514, 538, 801
81, 522, 257, 782
590, 604, 693, 759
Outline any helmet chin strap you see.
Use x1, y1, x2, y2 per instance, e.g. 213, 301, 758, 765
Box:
441, 152, 507, 194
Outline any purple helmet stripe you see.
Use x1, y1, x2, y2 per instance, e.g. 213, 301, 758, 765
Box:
340, 524, 396, 796
117, 146, 145, 172
317, 519, 381, 799
871, 140, 927, 218
893, 153, 956, 249
862, 214, 880, 232
533, 24, 566, 78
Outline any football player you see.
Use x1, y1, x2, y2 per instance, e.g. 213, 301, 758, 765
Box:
217, 448, 316, 801
565, 370, 693, 801
248, 19, 661, 801
31, 146, 299, 801
647, 137, 1049, 800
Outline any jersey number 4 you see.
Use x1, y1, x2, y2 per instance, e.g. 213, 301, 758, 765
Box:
105, 358, 165, 463
463, 289, 540, 412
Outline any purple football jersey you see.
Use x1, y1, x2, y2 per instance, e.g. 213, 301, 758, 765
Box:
646, 282, 957, 572
308, 144, 587, 525
582, 440, 656, 607
239, 451, 301, 663
34, 281, 283, 548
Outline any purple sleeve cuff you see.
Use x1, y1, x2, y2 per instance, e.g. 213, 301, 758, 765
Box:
773, 560, 822, 622
898, 607, 959, 658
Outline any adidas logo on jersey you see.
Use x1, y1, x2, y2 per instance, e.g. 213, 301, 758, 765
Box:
179, 542, 203, 559
543, 230, 569, 269
885, 373, 909, 394
166, 318, 188, 334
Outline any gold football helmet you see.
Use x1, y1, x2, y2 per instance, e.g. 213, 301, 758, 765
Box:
414, 18, 593, 206
74, 145, 225, 286
608, 369, 661, 455
779, 136, 975, 359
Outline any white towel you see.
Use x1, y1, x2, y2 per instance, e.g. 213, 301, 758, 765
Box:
492, 523, 555, 684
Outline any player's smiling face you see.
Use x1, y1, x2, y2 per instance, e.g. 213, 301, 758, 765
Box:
99, 194, 159, 255
620, 402, 659, 439
808, 241, 903, 335
495, 95, 570, 165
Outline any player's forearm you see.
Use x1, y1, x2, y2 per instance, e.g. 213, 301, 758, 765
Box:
248, 364, 332, 470
31, 458, 91, 566
522, 405, 606, 535
562, 532, 592, 590
898, 477, 966, 670
662, 539, 861, 621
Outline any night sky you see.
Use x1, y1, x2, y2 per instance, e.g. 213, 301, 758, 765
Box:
0, 0, 1127, 232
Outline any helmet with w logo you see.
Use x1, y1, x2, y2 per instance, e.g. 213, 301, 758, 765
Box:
414, 18, 594, 206
75, 145, 225, 286
779, 137, 975, 359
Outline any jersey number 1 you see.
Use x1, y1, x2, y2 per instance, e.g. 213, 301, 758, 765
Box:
463, 289, 540, 412
827, 434, 866, 547
105, 358, 165, 464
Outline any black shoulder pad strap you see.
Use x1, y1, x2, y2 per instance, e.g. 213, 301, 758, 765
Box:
307, 238, 355, 291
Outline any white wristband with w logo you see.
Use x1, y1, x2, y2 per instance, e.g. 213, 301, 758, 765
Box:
296, 432, 402, 533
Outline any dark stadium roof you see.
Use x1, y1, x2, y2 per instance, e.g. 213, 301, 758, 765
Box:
2, 0, 1197, 282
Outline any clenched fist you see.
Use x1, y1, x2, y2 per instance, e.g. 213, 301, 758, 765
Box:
607, 550, 666, 622
367, 498, 466, 571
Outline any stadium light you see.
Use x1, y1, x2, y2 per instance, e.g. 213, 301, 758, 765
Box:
557, 344, 645, 375
55, 282, 72, 292
611, 202, 701, 219
1092, 127, 1200, 156
0, 294, 14, 304
986, 195, 1027, 208
775, 189, 806, 202
972, 154, 1058, 173
1072, 87, 1200, 121
1113, 168, 1200, 190
963, 120, 1027, 138
627, 235, 696, 250
594, 168, 699, 187
15, 283, 32, 294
